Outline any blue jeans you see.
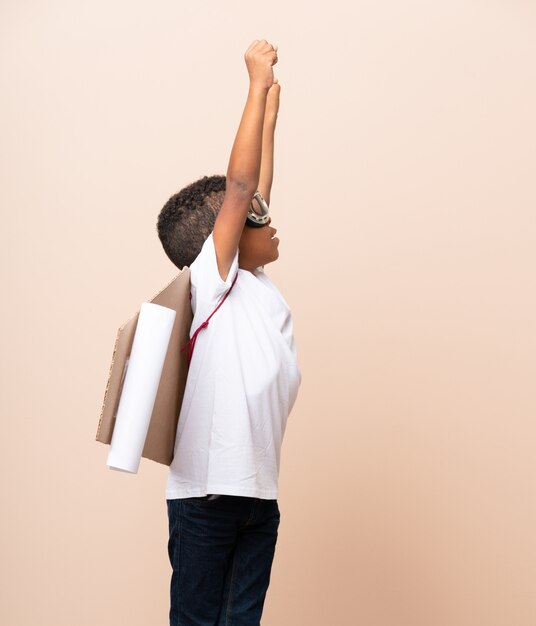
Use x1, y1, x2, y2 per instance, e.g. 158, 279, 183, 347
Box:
166, 495, 281, 626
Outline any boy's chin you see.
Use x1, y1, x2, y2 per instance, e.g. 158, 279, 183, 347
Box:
258, 248, 279, 267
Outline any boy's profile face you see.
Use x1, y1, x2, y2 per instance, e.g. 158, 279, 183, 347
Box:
238, 218, 279, 270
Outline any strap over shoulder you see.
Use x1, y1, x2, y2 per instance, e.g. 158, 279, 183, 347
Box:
180, 272, 238, 365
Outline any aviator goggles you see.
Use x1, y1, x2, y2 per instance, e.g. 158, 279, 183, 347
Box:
245, 191, 270, 228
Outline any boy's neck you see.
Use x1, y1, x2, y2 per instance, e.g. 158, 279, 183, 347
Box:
238, 259, 263, 273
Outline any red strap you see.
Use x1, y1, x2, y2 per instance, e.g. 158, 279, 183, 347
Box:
181, 272, 238, 365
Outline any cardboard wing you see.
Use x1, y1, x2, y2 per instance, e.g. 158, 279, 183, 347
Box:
95, 268, 192, 468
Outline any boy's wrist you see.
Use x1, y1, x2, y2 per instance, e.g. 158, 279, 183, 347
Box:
248, 82, 271, 96
264, 113, 278, 126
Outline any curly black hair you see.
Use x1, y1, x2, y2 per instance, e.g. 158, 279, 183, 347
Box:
156, 174, 226, 269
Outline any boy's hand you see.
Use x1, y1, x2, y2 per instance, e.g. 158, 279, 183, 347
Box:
245, 39, 278, 91
265, 79, 280, 121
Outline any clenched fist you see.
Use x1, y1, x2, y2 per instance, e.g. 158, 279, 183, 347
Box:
244, 39, 278, 91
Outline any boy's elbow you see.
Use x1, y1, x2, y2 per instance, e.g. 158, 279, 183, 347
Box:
226, 175, 257, 196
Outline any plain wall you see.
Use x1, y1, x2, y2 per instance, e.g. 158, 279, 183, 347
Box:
1, 1, 535, 625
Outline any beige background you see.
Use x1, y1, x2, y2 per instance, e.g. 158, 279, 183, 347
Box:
1, 1, 535, 625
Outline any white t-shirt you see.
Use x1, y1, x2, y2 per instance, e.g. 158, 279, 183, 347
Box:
165, 232, 301, 500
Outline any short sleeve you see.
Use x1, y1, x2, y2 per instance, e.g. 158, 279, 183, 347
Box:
189, 232, 239, 313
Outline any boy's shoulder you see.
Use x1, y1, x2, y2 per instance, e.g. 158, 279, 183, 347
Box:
190, 232, 239, 306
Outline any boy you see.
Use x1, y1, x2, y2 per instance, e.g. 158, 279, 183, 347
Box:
157, 39, 301, 626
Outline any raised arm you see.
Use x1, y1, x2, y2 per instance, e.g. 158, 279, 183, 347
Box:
258, 80, 280, 206
213, 39, 278, 281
